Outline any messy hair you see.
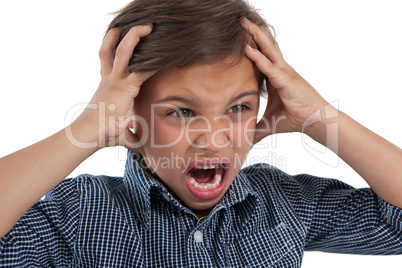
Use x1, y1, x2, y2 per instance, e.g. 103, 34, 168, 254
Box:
107, 0, 273, 95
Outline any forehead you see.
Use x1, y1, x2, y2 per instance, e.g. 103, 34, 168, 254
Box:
141, 57, 260, 100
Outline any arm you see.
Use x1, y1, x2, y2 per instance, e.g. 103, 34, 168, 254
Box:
241, 18, 402, 208
0, 125, 97, 238
306, 108, 402, 208
0, 24, 155, 238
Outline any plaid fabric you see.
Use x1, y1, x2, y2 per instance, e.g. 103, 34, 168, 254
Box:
1, 151, 402, 267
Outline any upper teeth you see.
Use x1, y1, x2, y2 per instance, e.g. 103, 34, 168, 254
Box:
196, 164, 221, 169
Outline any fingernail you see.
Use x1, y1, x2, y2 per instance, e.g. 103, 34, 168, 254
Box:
246, 44, 254, 51
243, 17, 251, 24
142, 23, 153, 31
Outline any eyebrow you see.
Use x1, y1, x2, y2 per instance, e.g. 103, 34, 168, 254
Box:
155, 90, 259, 105
229, 90, 259, 103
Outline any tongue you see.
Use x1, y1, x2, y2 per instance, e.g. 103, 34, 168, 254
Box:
189, 168, 216, 183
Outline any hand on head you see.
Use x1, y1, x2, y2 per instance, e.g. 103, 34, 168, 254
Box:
76, 24, 157, 153
80, 18, 330, 153
241, 18, 329, 145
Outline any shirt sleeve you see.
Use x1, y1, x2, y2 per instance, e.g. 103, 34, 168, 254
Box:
0, 177, 80, 267
280, 172, 402, 255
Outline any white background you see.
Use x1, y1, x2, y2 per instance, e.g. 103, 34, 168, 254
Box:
0, 0, 401, 266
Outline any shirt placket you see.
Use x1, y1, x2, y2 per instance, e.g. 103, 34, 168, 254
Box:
186, 226, 214, 267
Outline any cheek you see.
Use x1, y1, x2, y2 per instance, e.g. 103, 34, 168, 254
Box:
141, 120, 189, 174
233, 117, 257, 151
150, 118, 187, 147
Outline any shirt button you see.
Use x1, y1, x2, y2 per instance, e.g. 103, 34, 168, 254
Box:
194, 230, 203, 243
161, 192, 170, 202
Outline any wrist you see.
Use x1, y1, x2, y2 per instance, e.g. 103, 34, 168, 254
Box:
65, 115, 103, 152
302, 103, 340, 147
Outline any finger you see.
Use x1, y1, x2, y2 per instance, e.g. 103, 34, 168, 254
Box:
127, 69, 158, 90
241, 18, 283, 63
112, 24, 153, 76
244, 44, 277, 79
99, 28, 121, 78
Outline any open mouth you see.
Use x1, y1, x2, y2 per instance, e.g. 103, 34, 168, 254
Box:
187, 164, 225, 190
184, 159, 229, 200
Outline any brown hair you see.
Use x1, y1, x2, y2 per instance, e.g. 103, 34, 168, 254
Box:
107, 0, 272, 94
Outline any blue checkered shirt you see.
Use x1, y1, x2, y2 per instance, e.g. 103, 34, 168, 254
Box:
1, 151, 402, 267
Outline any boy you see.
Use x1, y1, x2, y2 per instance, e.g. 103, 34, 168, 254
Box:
1, 0, 401, 267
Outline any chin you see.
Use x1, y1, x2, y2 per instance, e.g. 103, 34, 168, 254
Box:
185, 193, 226, 211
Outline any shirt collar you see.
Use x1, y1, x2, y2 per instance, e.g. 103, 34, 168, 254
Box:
123, 151, 259, 229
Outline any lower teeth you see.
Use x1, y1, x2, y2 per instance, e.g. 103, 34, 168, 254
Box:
187, 173, 222, 190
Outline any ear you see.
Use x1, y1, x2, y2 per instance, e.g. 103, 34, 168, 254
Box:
124, 115, 146, 155
124, 128, 146, 155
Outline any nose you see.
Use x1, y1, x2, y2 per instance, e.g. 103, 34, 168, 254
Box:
188, 117, 231, 153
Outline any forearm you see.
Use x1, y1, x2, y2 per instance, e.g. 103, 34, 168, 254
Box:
0, 25, 153, 239
242, 17, 402, 208
0, 120, 99, 237
306, 105, 402, 208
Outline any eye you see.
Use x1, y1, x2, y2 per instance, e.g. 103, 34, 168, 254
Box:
169, 108, 195, 118
225, 104, 248, 114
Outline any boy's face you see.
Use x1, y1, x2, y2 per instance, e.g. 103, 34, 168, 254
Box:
134, 57, 260, 212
